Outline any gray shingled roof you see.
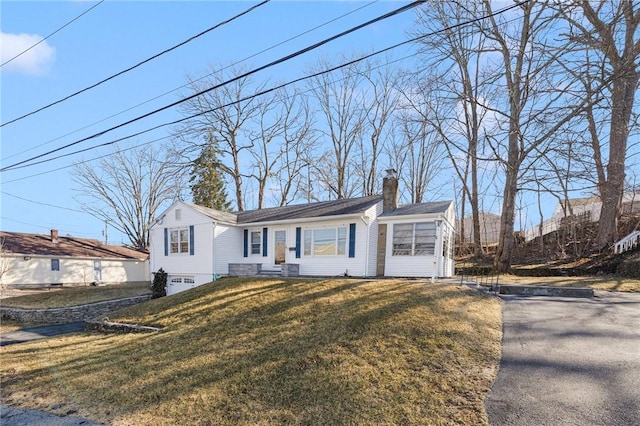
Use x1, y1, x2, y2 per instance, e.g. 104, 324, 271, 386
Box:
188, 203, 238, 224
237, 196, 383, 224
379, 200, 453, 217
0, 231, 148, 260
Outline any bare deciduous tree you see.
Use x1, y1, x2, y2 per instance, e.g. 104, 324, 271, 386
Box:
0, 238, 13, 288
478, 0, 588, 272
559, 0, 640, 249
246, 91, 282, 209
178, 66, 266, 211
73, 144, 183, 250
357, 61, 399, 196
391, 109, 446, 204
410, 1, 495, 257
271, 88, 318, 206
307, 59, 367, 199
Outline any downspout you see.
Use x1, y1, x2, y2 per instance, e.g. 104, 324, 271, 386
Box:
432, 219, 443, 283
212, 222, 217, 281
360, 216, 370, 278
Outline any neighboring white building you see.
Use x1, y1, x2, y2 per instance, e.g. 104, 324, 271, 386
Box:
524, 191, 640, 241
149, 172, 456, 295
0, 230, 149, 289
460, 212, 501, 246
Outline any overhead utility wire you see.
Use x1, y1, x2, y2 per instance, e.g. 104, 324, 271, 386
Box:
1, 0, 529, 175
0, 0, 270, 128
1, 0, 105, 68
3, 0, 378, 162
0, 0, 424, 173
1, 191, 86, 213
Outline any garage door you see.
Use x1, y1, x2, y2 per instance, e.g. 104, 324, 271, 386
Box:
167, 276, 196, 295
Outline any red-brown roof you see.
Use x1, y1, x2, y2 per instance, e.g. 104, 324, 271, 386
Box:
0, 231, 148, 260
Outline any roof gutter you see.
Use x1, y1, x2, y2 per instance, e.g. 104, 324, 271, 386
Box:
238, 212, 370, 228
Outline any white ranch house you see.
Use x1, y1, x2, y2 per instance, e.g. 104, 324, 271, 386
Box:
150, 173, 456, 295
0, 229, 149, 289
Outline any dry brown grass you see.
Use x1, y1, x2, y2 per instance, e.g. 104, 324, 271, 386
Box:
0, 282, 151, 309
495, 275, 640, 292
1, 278, 502, 425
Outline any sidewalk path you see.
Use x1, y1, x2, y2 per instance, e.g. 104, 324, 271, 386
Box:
0, 322, 85, 346
1, 404, 102, 426
485, 291, 640, 425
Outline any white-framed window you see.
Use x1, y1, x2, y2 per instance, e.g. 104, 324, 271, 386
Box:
170, 227, 190, 254
250, 231, 261, 255
303, 227, 347, 256
392, 222, 436, 256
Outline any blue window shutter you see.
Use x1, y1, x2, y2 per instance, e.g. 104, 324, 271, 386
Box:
189, 225, 195, 256
295, 227, 301, 258
262, 227, 268, 257
164, 228, 168, 256
349, 223, 356, 258
243, 229, 248, 257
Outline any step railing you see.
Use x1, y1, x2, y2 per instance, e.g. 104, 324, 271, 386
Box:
614, 230, 640, 254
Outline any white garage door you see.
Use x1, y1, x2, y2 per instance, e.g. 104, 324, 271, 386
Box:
167, 276, 196, 295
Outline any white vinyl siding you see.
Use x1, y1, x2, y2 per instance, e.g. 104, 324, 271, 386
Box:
0, 256, 148, 288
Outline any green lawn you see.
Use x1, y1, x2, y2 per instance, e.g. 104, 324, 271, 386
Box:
0, 277, 502, 425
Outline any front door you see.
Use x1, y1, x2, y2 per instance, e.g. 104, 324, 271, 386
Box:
274, 230, 286, 265
94, 260, 102, 282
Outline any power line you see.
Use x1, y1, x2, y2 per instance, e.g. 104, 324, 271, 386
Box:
0, 0, 270, 128
1, 137, 166, 184
1, 0, 104, 68
1, 0, 529, 184
0, 217, 101, 237
1, 191, 87, 213
2, 0, 379, 163
0, 0, 424, 173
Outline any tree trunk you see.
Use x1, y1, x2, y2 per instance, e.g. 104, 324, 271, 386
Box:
495, 167, 518, 273
595, 72, 638, 248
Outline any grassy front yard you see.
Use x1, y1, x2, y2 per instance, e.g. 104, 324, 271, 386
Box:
496, 275, 640, 292
1, 278, 501, 425
0, 282, 152, 309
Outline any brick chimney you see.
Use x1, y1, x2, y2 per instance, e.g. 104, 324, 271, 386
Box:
382, 169, 398, 212
51, 229, 59, 243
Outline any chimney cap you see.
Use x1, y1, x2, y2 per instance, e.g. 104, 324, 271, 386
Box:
385, 169, 397, 177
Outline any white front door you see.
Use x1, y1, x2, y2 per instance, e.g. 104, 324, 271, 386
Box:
94, 260, 102, 282
274, 230, 287, 266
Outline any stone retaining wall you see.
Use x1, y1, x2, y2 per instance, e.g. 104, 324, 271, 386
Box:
0, 295, 153, 324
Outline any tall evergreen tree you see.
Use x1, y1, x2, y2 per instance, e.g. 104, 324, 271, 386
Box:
190, 139, 231, 211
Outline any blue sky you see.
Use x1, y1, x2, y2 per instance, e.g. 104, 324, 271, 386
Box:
1, 1, 420, 245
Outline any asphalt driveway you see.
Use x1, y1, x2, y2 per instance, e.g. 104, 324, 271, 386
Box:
0, 322, 85, 346
485, 291, 640, 425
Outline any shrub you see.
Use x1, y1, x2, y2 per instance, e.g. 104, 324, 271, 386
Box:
151, 268, 167, 298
